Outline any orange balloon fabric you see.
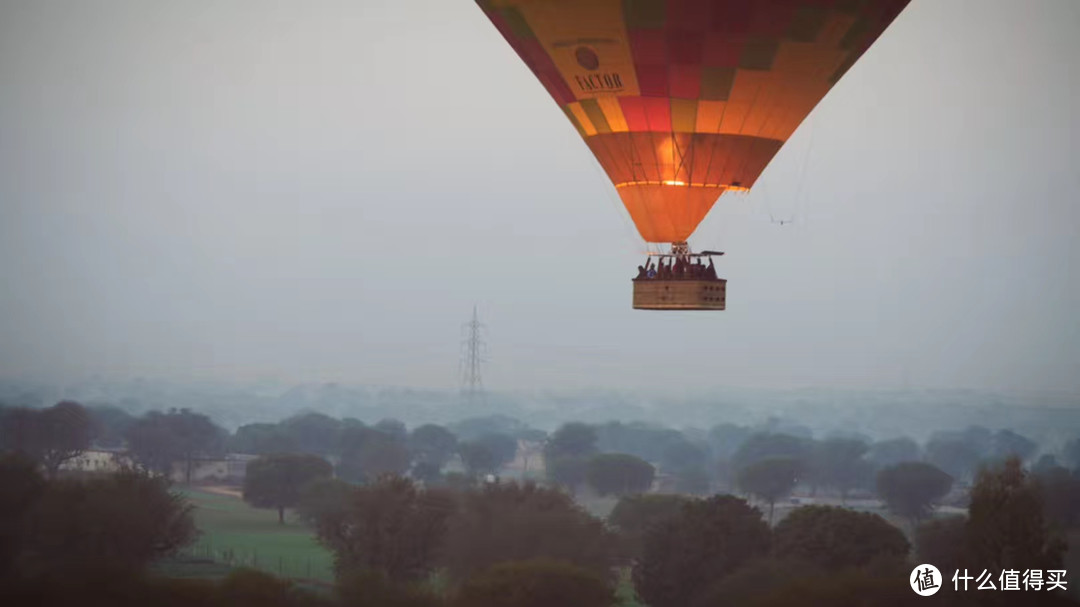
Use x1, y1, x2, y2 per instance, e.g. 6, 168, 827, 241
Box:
476, 0, 910, 243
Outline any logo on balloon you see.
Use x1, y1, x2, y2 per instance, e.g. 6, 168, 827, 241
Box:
575, 46, 600, 71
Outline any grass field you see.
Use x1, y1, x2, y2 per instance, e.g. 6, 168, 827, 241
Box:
158, 487, 336, 583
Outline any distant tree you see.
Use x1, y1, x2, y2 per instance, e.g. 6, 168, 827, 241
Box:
595, 422, 690, 465
281, 412, 342, 456
875, 462, 953, 525
408, 424, 458, 469
810, 438, 872, 502
0, 401, 96, 478
707, 423, 752, 460
772, 506, 910, 571
25, 470, 197, 572
87, 405, 136, 449
475, 433, 518, 470
960, 425, 996, 459
731, 433, 811, 471
451, 415, 525, 442
374, 418, 408, 441
1063, 438, 1080, 470
737, 457, 802, 524
924, 436, 981, 483
632, 495, 770, 607
660, 439, 708, 474
867, 437, 920, 468
967, 456, 1066, 572
585, 453, 654, 497
440, 482, 619, 584
312, 476, 457, 583
673, 464, 711, 496
458, 441, 498, 478
546, 456, 589, 494
411, 461, 444, 486
992, 429, 1038, 462
125, 409, 225, 483
338, 427, 411, 484
454, 560, 616, 607
545, 423, 598, 460
230, 423, 298, 455
243, 454, 332, 524
607, 494, 691, 561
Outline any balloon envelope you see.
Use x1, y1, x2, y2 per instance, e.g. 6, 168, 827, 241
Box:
476, 0, 910, 243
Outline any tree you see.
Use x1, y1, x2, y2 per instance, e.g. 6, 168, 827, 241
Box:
125, 409, 224, 483
374, 418, 408, 441
924, 436, 981, 483
281, 412, 342, 456
608, 494, 691, 562
992, 429, 1037, 462
440, 482, 619, 583
0, 454, 46, 577
336, 569, 443, 607
454, 560, 616, 607
545, 423, 598, 460
311, 476, 456, 583
408, 424, 458, 469
0, 401, 96, 477
296, 477, 353, 529
915, 516, 969, 576
546, 456, 588, 494
660, 439, 707, 475
809, 438, 872, 502
476, 433, 518, 470
243, 454, 332, 524
707, 423, 751, 460
337, 427, 411, 484
1063, 437, 1080, 470
632, 495, 770, 607
967, 456, 1065, 572
737, 457, 802, 524
1034, 464, 1080, 528
230, 423, 298, 455
772, 506, 910, 571
586, 453, 655, 497
875, 462, 953, 525
458, 441, 498, 478
24, 470, 197, 573
867, 437, 920, 468
87, 405, 136, 449
731, 433, 811, 471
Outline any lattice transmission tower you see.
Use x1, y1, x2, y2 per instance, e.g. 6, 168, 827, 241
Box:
459, 305, 487, 403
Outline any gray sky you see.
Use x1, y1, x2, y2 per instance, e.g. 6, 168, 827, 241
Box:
1, 0, 1078, 394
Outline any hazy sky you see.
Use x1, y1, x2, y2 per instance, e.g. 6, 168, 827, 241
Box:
1, 0, 1078, 394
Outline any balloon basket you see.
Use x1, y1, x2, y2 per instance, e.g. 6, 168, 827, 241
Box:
632, 278, 727, 311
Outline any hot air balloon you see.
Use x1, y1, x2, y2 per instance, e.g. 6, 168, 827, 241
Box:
476, 0, 910, 309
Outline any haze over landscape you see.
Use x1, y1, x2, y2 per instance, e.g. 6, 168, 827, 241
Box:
2, 0, 1078, 396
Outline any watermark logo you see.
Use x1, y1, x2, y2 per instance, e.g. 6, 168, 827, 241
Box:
911, 564, 942, 596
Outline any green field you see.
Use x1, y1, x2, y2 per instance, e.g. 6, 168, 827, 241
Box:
157, 487, 336, 584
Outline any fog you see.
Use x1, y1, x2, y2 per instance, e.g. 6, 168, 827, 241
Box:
1, 0, 1078, 395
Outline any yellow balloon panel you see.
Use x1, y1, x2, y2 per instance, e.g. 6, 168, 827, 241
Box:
477, 0, 911, 243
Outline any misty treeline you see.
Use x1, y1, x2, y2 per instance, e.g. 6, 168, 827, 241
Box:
2, 449, 1077, 606
3, 401, 1080, 605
